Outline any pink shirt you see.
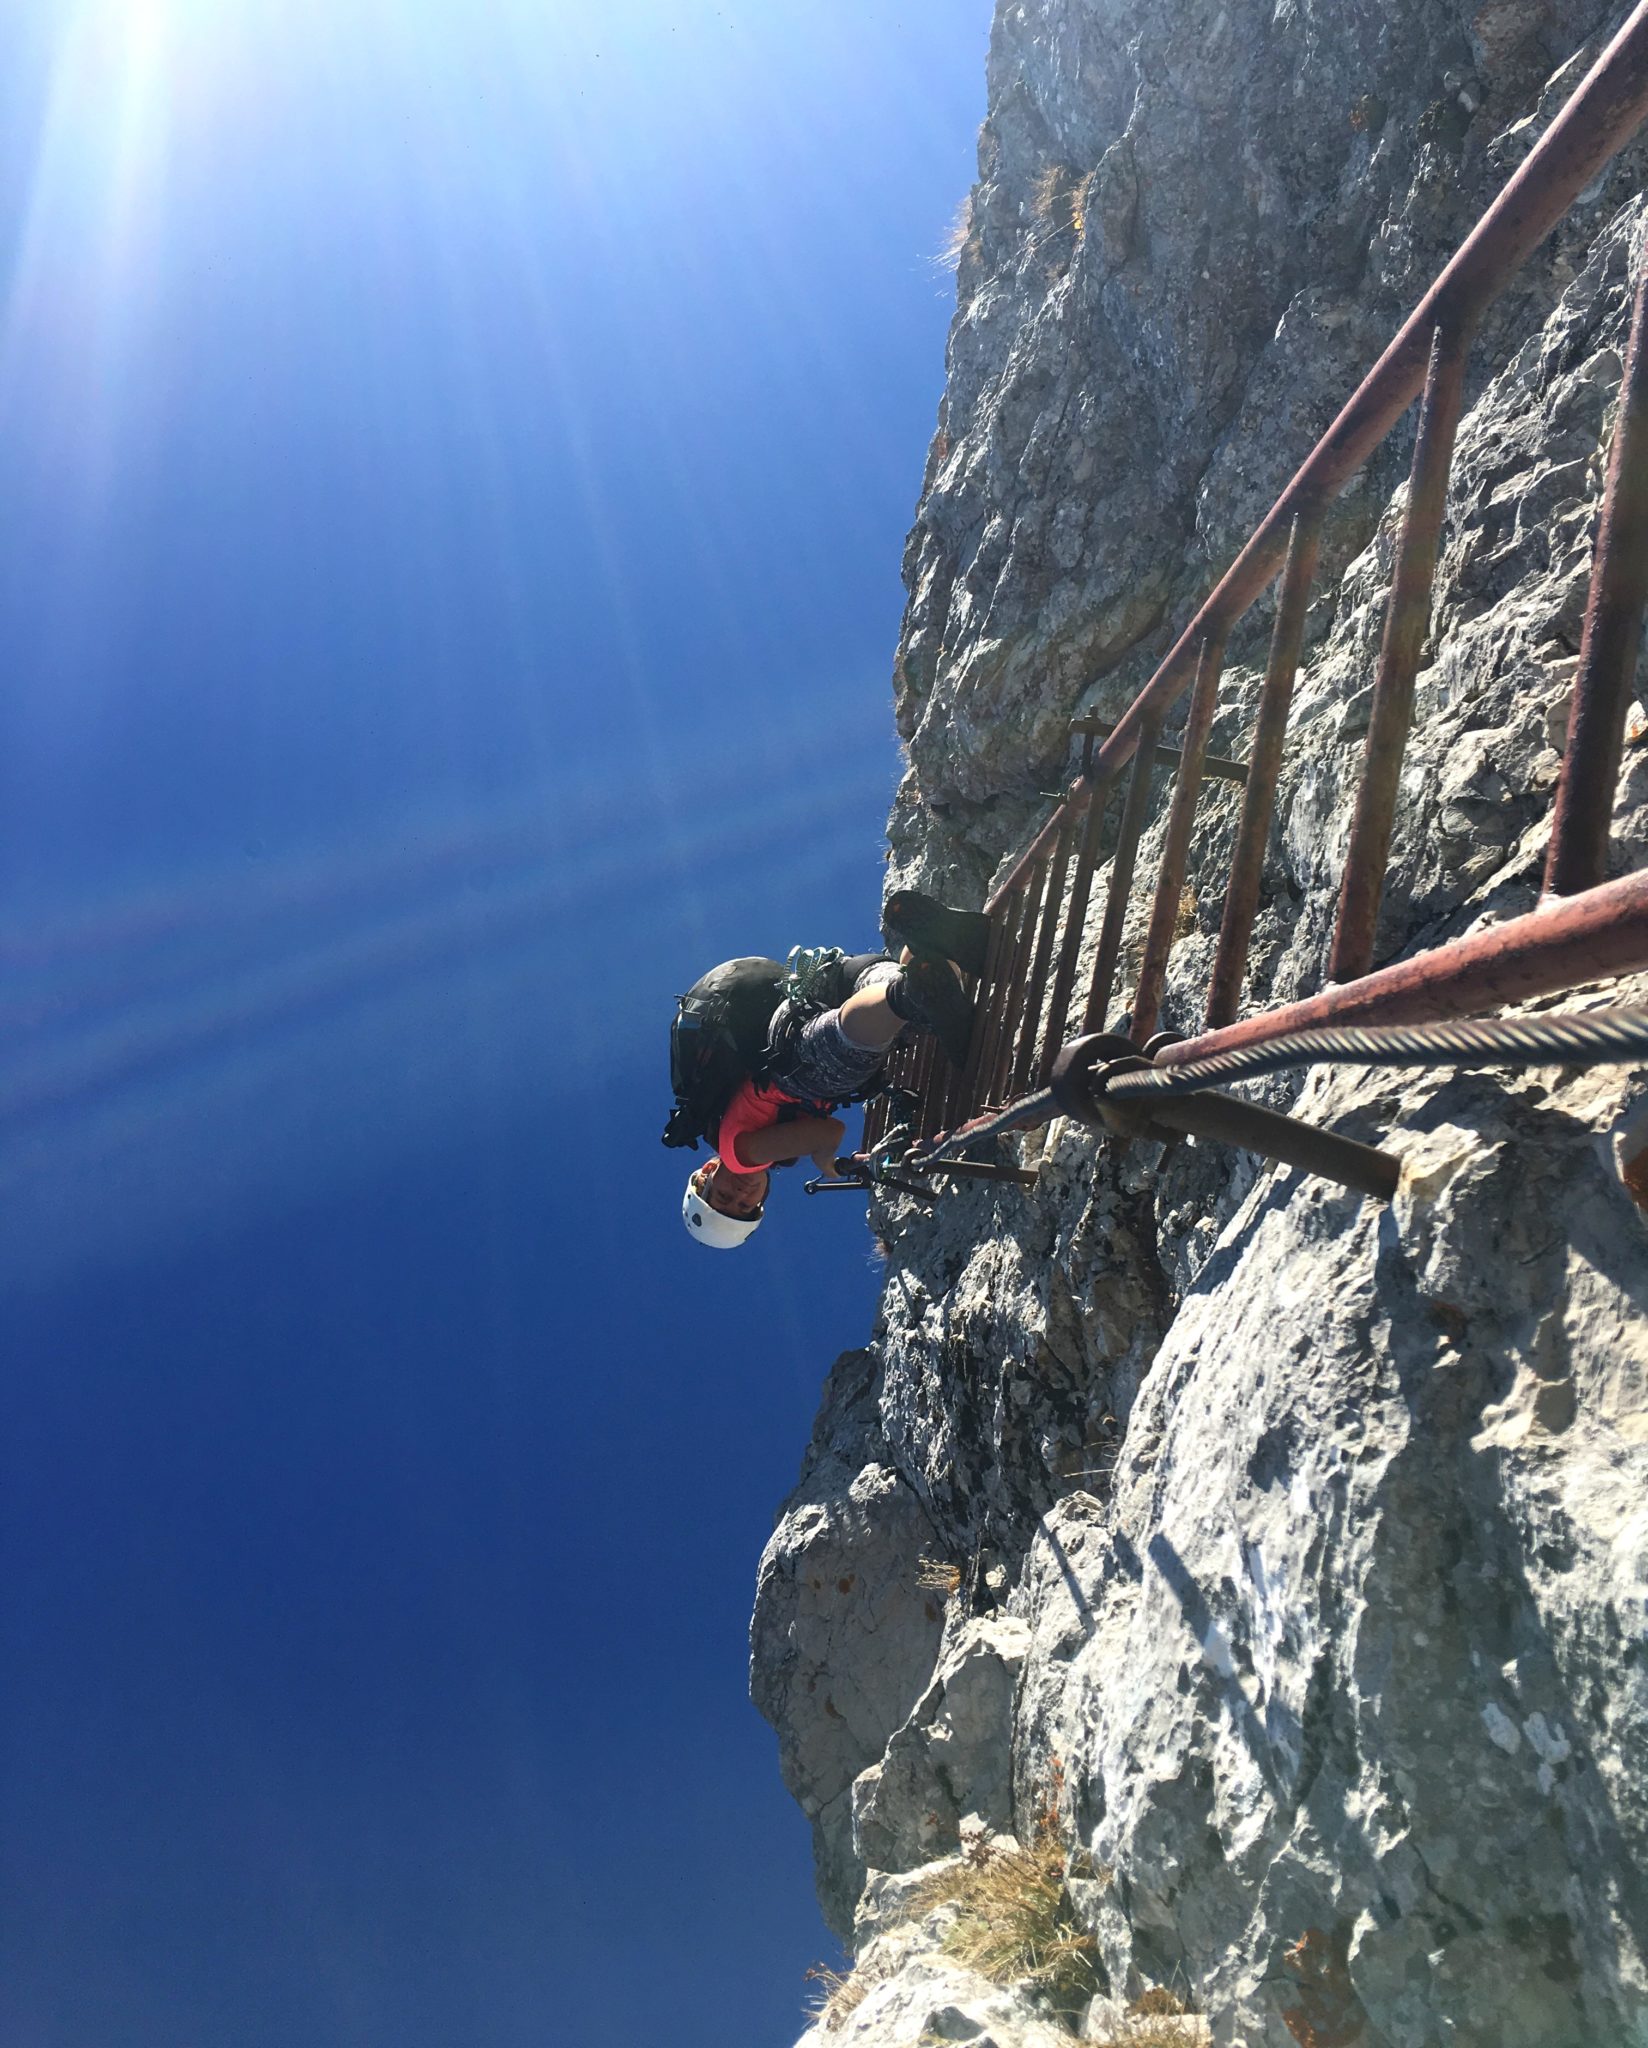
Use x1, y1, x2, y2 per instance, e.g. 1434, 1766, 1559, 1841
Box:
715, 1076, 801, 1175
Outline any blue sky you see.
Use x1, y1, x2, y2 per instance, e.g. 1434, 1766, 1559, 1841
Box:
0, 2, 993, 2044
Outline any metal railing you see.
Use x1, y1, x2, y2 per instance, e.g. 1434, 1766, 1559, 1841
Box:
866, 4, 1648, 1179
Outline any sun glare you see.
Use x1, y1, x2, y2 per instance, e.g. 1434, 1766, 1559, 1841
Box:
0, 0, 178, 494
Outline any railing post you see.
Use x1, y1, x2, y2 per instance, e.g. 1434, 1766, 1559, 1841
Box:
865, 1030, 916, 1154
1132, 636, 1226, 1042
1012, 817, 1076, 1094
983, 13, 1648, 925
969, 889, 1025, 1114
1545, 232, 1648, 897
991, 864, 1047, 1103
1330, 322, 1473, 983
1082, 714, 1162, 1034
1206, 509, 1323, 1028
942, 905, 1010, 1129
1072, 716, 1249, 785
1161, 868, 1648, 1063
1039, 777, 1115, 1081
910, 1028, 940, 1139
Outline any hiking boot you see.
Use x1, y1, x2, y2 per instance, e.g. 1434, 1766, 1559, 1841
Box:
881, 890, 992, 977
890, 958, 975, 1067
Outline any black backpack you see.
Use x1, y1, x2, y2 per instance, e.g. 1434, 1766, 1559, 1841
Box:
662, 957, 785, 1151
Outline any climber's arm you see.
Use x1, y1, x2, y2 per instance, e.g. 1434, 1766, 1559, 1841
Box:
738, 1114, 847, 1176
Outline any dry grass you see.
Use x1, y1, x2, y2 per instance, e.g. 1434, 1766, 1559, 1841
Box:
909, 1815, 1100, 2016
1032, 163, 1067, 222
1028, 164, 1087, 267
916, 1555, 963, 1595
1071, 170, 1094, 243
804, 1959, 874, 2033
1085, 1987, 1211, 2046
1091, 2020, 1211, 2048
938, 192, 979, 271
1032, 163, 1081, 235
803, 1776, 1211, 2039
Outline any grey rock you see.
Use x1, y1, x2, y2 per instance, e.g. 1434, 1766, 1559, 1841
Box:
794, 1938, 1083, 2048
752, 1350, 949, 1936
755, 3, 1648, 2042
1011, 1059, 1648, 2041
854, 1616, 1032, 1881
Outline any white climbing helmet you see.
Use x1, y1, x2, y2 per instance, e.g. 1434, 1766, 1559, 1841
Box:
682, 1172, 764, 1249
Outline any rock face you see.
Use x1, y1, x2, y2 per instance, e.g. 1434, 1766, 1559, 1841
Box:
753, 3, 1648, 2043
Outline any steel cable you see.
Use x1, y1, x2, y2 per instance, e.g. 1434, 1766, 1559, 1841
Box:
1111, 1005, 1648, 1097
907, 1089, 1057, 1168
909, 1007, 1648, 1169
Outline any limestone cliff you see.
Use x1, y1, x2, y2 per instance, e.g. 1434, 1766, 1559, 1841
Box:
752, 4, 1648, 2043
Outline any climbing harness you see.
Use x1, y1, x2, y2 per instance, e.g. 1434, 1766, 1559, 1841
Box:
783, 945, 847, 1010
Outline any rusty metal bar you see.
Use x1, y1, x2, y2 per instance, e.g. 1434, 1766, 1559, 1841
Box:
922, 1023, 953, 1138
1206, 510, 1323, 1029
1012, 817, 1076, 1096
1039, 779, 1115, 1079
950, 906, 1012, 1127
887, 1032, 920, 1142
1619, 1098, 1648, 1210
871, 1033, 922, 1150
864, 1032, 908, 1152
1144, 1090, 1400, 1201
1132, 637, 1226, 1042
970, 893, 1025, 1117
1155, 864, 1648, 1064
992, 868, 1046, 1104
925, 1022, 956, 1138
970, 916, 1012, 1116
930, 1160, 1040, 1189
937, 966, 972, 1130
937, 967, 981, 1132
1049, 1033, 1399, 1198
1330, 323, 1472, 981
986, 4, 1648, 917
863, 1082, 886, 1153
911, 1027, 942, 1140
868, 1040, 921, 1155
1082, 713, 1162, 1034
969, 888, 1026, 1120
1546, 232, 1648, 896
1071, 717, 1250, 786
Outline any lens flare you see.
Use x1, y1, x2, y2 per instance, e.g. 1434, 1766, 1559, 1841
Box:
0, 0, 177, 502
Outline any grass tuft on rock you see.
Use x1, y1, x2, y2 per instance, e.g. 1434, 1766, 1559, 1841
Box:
1090, 2020, 1211, 2047
802, 1809, 1210, 2039
910, 1814, 1100, 2015
938, 192, 979, 271
1087, 1987, 1211, 2046
916, 1555, 962, 1595
804, 1959, 873, 2033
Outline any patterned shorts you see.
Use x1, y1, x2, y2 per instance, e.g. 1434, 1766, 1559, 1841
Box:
764, 960, 901, 1103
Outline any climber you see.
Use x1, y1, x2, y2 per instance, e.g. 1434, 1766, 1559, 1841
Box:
681, 893, 990, 1249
